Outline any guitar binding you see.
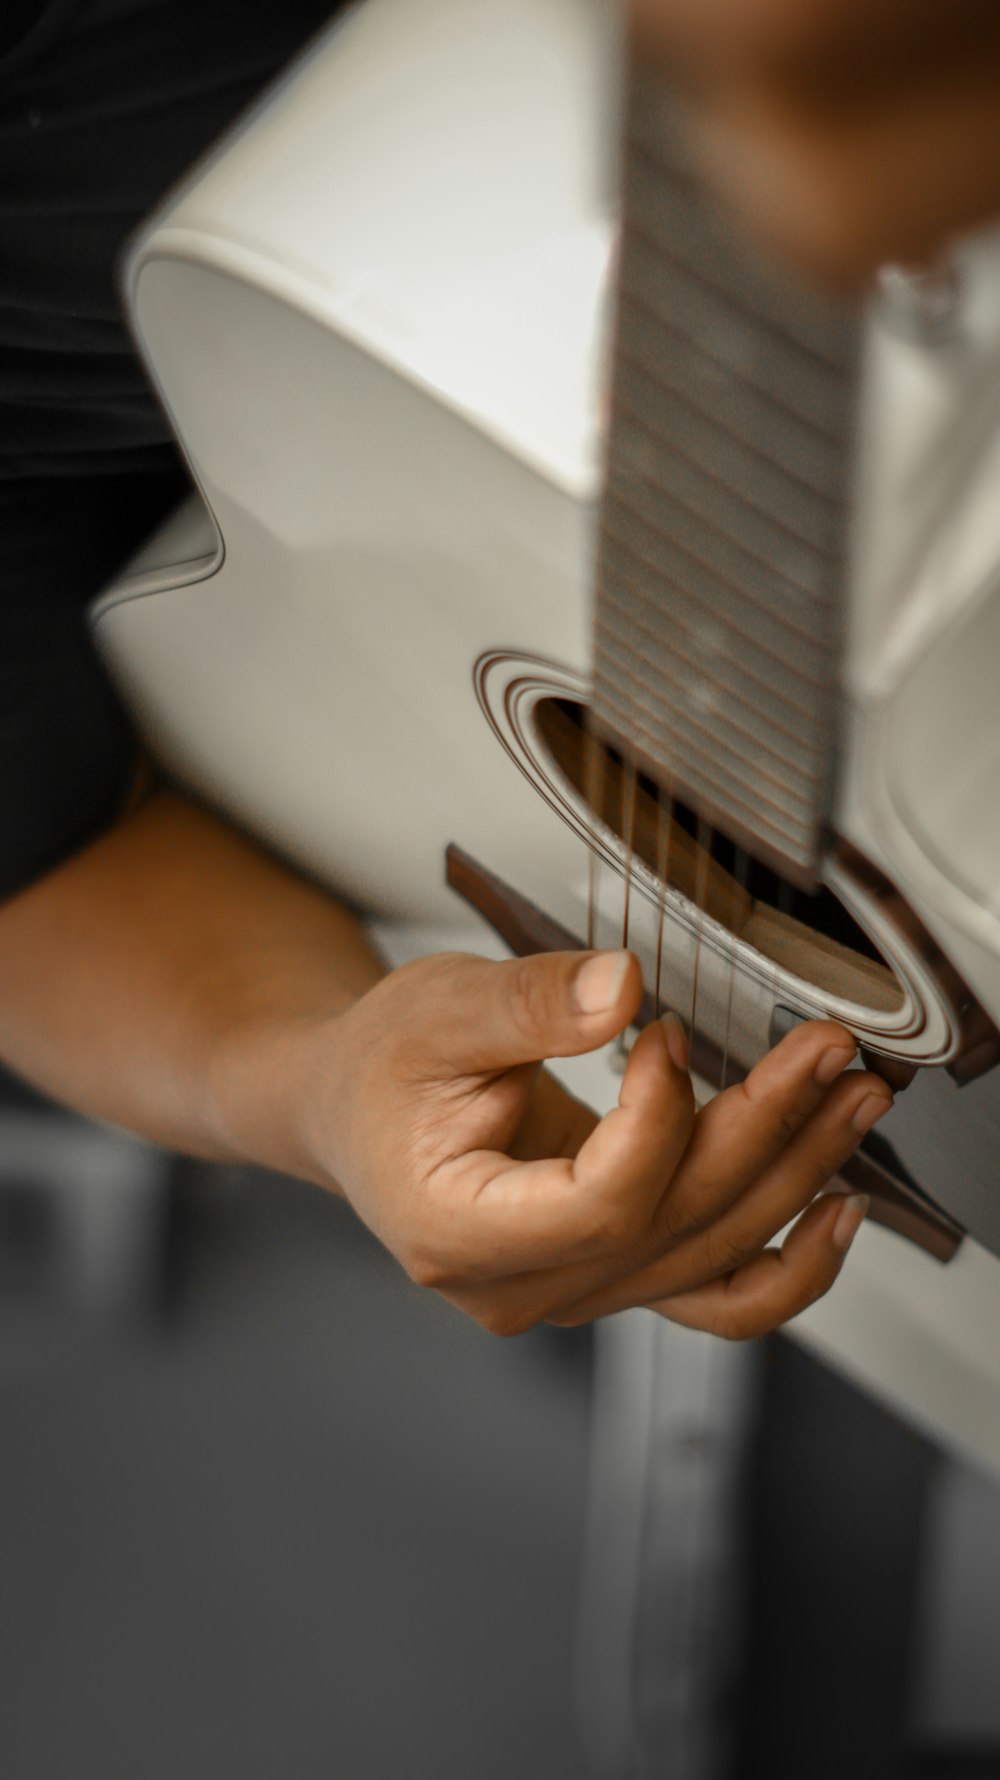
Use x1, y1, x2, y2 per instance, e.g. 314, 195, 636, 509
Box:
474, 647, 997, 1078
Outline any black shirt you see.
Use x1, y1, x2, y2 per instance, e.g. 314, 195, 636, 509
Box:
0, 0, 342, 898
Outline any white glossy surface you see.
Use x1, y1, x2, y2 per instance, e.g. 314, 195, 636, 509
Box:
134, 0, 618, 497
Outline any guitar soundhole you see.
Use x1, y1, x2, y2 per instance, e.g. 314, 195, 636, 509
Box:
534, 696, 905, 1015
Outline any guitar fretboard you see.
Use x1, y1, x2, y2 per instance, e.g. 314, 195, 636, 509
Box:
590, 57, 860, 889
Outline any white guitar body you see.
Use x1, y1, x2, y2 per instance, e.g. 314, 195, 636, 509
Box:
93, 0, 1000, 1470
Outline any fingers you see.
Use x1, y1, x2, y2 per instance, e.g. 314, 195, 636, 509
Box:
415, 1015, 695, 1284
647, 1190, 870, 1341
654, 1018, 859, 1237
546, 1065, 891, 1323
402, 949, 644, 1077
353, 950, 883, 1345
660, 1068, 890, 1296
415, 1015, 874, 1317
570, 1015, 696, 1232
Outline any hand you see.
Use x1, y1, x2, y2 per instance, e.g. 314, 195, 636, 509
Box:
289, 948, 892, 1338
631, 0, 1000, 283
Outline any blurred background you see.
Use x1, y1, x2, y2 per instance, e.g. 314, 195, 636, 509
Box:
3, 1061, 1000, 1780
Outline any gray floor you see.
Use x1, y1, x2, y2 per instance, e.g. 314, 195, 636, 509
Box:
1, 1136, 593, 1780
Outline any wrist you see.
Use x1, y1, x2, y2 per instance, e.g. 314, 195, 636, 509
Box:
207, 1005, 351, 1192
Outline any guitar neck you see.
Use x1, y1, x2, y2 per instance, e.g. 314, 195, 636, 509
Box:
590, 53, 861, 890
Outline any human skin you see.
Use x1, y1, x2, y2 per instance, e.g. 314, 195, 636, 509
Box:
631, 0, 1000, 283
0, 787, 889, 1338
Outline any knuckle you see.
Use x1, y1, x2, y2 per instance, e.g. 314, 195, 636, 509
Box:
703, 1222, 751, 1276
706, 1305, 765, 1342
795, 1259, 841, 1315
777, 1106, 806, 1142
646, 1096, 695, 1153
404, 1249, 453, 1292
751, 1294, 805, 1338
803, 1275, 836, 1315
546, 1305, 586, 1329
679, 1302, 732, 1340
738, 1074, 807, 1142
734, 1075, 764, 1115
719, 1272, 837, 1342
656, 1193, 696, 1245
587, 1196, 648, 1252
479, 1302, 537, 1340
800, 1152, 843, 1200
508, 958, 553, 1048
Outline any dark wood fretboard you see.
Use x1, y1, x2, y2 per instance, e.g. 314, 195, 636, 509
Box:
590, 56, 861, 889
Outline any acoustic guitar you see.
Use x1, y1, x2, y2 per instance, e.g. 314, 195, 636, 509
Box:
91, 0, 1000, 1468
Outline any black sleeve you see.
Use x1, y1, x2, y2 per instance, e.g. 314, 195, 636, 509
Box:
0, 0, 343, 901
0, 470, 186, 901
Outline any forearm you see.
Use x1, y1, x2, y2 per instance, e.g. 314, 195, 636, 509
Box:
0, 788, 385, 1175
0, 785, 879, 1342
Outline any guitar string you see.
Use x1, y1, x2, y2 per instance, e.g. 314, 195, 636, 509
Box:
653, 785, 672, 1021
619, 81, 640, 972
719, 844, 750, 1090
584, 714, 602, 953
613, 76, 675, 1014
687, 815, 712, 1056
764, 863, 799, 1080
620, 753, 638, 951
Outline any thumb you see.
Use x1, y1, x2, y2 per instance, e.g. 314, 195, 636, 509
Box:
427, 948, 643, 1075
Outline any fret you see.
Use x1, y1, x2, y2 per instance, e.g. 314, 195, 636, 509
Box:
590, 56, 861, 889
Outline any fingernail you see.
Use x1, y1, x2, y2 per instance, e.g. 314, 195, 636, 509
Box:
814, 1043, 856, 1086
833, 1192, 870, 1252
573, 950, 631, 1014
661, 1011, 689, 1071
852, 1091, 893, 1134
